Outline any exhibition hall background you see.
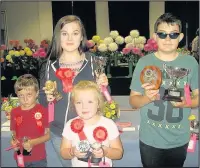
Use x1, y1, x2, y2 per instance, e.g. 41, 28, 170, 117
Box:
1, 1, 199, 96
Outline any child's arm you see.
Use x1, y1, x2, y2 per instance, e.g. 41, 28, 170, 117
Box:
60, 137, 74, 159
103, 136, 123, 159
93, 136, 123, 160
23, 128, 50, 151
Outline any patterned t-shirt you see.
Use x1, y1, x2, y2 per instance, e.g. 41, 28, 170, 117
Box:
130, 53, 198, 149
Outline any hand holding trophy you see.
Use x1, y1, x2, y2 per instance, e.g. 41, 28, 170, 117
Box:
93, 56, 112, 103
43, 80, 62, 123
162, 64, 190, 102
140, 65, 162, 101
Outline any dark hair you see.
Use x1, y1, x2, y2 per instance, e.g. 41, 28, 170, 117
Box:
46, 15, 88, 61
154, 13, 182, 33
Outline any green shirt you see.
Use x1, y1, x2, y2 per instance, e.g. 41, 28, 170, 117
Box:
130, 53, 198, 149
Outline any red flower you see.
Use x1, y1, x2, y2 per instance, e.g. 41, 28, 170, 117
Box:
93, 126, 108, 142
70, 118, 84, 133
0, 45, 6, 50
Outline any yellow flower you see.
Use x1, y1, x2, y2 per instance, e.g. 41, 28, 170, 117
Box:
105, 112, 111, 118
26, 50, 33, 56
20, 50, 25, 56
5, 106, 12, 112
8, 58, 14, 63
24, 47, 31, 52
14, 51, 20, 56
6, 55, 12, 60
92, 35, 101, 43
188, 115, 196, 121
8, 50, 15, 56
110, 103, 116, 109
111, 110, 116, 115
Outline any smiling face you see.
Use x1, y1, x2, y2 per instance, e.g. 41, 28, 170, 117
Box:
74, 89, 99, 121
60, 21, 83, 52
153, 22, 184, 54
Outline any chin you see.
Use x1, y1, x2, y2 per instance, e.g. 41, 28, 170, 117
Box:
63, 47, 78, 52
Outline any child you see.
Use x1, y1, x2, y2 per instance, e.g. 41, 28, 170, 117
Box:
10, 74, 50, 167
60, 80, 123, 167
129, 13, 198, 168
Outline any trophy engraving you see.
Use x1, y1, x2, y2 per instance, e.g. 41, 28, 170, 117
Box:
140, 65, 162, 90
162, 64, 190, 102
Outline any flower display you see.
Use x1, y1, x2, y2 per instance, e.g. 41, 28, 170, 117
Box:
143, 38, 158, 53
1, 96, 20, 120
103, 100, 120, 120
177, 47, 191, 55
109, 30, 119, 39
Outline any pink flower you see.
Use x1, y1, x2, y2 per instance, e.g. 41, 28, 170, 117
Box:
39, 51, 47, 58
33, 52, 39, 58
139, 52, 144, 57
86, 40, 95, 48
147, 38, 156, 45
144, 44, 153, 52
132, 47, 141, 55
153, 43, 158, 51
38, 48, 45, 52
122, 48, 131, 55
0, 45, 6, 50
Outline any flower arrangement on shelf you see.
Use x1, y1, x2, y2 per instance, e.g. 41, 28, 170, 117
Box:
103, 100, 120, 121
121, 29, 146, 77
1, 96, 20, 120
0, 38, 50, 80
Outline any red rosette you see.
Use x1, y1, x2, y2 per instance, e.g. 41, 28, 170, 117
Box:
93, 126, 108, 142
70, 118, 84, 134
55, 68, 66, 79
55, 68, 75, 93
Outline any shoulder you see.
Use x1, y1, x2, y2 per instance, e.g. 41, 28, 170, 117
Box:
100, 116, 117, 128
11, 106, 21, 115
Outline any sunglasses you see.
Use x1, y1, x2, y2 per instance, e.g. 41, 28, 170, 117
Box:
156, 32, 180, 39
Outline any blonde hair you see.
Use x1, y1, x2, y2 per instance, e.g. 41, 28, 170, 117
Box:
71, 80, 105, 115
14, 74, 39, 93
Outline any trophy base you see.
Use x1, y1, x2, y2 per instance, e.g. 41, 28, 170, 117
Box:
162, 90, 182, 102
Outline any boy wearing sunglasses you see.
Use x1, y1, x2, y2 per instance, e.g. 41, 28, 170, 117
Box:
129, 13, 199, 168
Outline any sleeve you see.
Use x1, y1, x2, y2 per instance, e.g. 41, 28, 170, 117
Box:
107, 119, 120, 140
129, 58, 145, 94
62, 120, 74, 141
190, 59, 199, 91
38, 61, 48, 107
42, 105, 49, 128
10, 109, 16, 131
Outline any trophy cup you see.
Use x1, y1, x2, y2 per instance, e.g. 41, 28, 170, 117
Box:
162, 64, 190, 102
93, 56, 112, 103
22, 136, 31, 156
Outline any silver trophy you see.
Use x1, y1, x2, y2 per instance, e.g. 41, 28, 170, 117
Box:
93, 56, 108, 76
162, 64, 190, 102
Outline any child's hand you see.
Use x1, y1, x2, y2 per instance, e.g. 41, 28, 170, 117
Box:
142, 83, 160, 101
92, 147, 104, 158
22, 140, 33, 152
72, 147, 87, 158
10, 139, 20, 151
96, 72, 108, 87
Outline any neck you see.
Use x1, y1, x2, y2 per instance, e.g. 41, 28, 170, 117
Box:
155, 50, 179, 61
84, 115, 101, 126
60, 50, 83, 63
21, 102, 36, 110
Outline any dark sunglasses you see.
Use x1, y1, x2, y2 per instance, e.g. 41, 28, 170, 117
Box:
156, 32, 180, 39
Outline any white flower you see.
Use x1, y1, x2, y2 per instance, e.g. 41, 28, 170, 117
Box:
132, 38, 141, 44
138, 36, 146, 44
125, 43, 134, 49
138, 44, 144, 50
98, 43, 108, 52
108, 42, 118, 52
115, 36, 124, 45
110, 31, 119, 39
104, 37, 114, 45
130, 30, 140, 38
125, 36, 133, 44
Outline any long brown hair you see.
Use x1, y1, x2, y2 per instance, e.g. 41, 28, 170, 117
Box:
47, 15, 88, 61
